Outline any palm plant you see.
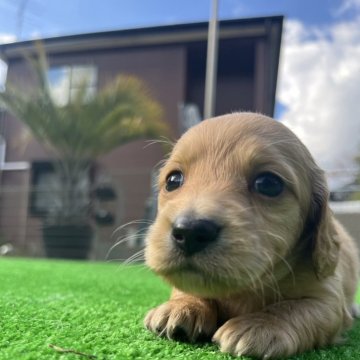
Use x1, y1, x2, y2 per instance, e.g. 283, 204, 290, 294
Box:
0, 45, 168, 257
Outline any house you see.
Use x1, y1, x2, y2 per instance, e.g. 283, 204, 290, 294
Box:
0, 16, 283, 259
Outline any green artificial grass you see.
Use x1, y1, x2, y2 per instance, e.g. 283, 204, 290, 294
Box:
0, 258, 359, 360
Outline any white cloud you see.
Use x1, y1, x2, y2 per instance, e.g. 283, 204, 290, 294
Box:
30, 30, 42, 40
277, 17, 360, 189
333, 0, 360, 16
0, 33, 16, 45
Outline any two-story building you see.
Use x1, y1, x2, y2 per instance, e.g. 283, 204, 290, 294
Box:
0, 16, 283, 259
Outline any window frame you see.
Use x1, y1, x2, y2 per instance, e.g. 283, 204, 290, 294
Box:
47, 64, 98, 106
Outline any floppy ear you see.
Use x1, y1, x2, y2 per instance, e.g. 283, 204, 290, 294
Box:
308, 169, 340, 279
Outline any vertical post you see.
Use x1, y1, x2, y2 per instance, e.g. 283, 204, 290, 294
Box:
17, 0, 29, 40
204, 0, 219, 119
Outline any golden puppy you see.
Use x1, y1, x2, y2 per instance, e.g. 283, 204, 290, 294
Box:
144, 112, 359, 359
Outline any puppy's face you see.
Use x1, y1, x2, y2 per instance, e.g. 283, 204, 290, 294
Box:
145, 113, 324, 298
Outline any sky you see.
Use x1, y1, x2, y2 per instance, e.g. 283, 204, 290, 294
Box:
0, 0, 359, 188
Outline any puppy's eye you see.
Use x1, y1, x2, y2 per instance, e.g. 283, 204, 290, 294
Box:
165, 171, 184, 192
253, 172, 284, 197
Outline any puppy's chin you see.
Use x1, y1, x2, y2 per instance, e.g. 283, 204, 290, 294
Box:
158, 264, 250, 299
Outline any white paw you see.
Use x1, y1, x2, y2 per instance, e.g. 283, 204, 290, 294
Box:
144, 300, 217, 342
213, 313, 297, 359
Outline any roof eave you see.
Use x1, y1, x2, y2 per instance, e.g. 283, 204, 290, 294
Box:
0, 16, 283, 61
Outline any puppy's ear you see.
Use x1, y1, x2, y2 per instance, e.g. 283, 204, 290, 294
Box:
308, 169, 339, 279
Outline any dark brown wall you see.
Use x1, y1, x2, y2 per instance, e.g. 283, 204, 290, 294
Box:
0, 29, 279, 258
5, 45, 186, 161
0, 45, 186, 257
186, 39, 256, 118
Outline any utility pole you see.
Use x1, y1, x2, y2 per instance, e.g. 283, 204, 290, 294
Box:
203, 0, 219, 119
16, 0, 29, 40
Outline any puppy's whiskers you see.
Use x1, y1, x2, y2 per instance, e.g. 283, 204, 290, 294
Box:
272, 252, 296, 285
124, 249, 146, 265
241, 264, 265, 300
106, 232, 144, 260
261, 251, 283, 303
254, 230, 289, 249
107, 220, 151, 260
254, 229, 296, 284
144, 137, 175, 149
111, 219, 153, 238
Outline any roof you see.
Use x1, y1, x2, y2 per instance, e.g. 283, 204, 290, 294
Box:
0, 16, 283, 60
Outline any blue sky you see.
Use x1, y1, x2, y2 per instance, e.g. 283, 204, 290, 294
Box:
0, 0, 360, 187
0, 0, 357, 40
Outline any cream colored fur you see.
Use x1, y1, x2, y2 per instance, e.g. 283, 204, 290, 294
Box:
144, 112, 359, 359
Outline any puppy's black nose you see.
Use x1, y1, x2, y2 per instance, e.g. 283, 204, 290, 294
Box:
171, 217, 221, 256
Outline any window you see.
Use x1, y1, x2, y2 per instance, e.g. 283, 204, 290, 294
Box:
47, 65, 97, 106
30, 162, 91, 217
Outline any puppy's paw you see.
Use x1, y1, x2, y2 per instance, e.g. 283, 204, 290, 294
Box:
213, 314, 297, 359
144, 299, 217, 342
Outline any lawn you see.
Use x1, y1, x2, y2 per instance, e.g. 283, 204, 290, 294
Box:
0, 258, 359, 360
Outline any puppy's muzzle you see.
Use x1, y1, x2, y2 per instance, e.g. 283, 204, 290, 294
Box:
171, 217, 221, 256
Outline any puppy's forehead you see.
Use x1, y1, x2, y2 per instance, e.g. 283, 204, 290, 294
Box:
169, 113, 300, 169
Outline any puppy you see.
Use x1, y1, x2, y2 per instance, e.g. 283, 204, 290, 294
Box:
144, 112, 359, 359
